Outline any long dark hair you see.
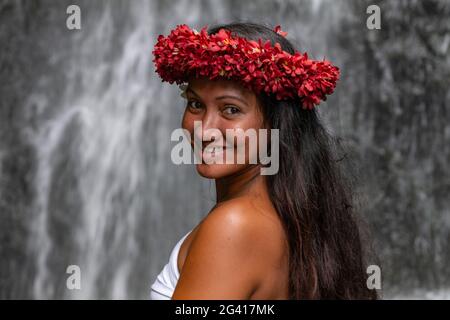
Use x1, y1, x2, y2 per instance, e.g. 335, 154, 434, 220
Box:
208, 22, 377, 299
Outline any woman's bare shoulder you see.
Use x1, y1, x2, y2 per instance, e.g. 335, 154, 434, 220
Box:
172, 197, 286, 299
193, 198, 264, 254
203, 197, 285, 242
194, 196, 287, 271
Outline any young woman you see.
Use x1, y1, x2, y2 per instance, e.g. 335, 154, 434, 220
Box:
150, 22, 377, 300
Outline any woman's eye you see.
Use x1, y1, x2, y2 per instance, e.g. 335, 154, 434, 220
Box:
187, 100, 202, 110
223, 105, 240, 115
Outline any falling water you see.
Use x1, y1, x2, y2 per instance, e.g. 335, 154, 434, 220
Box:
2, 0, 220, 299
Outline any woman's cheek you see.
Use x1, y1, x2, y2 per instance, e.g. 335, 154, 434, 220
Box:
181, 110, 193, 134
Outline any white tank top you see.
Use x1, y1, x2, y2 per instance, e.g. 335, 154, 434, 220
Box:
150, 229, 192, 299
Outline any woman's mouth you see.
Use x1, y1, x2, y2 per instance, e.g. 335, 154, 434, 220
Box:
201, 145, 232, 163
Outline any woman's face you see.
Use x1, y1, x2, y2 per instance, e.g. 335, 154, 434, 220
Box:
181, 77, 265, 179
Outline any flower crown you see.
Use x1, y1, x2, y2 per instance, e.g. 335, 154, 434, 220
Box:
152, 24, 340, 109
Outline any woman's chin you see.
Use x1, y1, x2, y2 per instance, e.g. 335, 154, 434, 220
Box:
195, 163, 240, 179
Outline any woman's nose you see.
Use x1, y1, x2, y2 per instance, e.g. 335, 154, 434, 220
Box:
201, 108, 217, 129
196, 110, 224, 143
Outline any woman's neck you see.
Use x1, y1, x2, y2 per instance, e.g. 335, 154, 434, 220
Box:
215, 165, 266, 203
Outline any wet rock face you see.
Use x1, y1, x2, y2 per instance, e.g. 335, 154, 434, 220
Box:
0, 0, 449, 299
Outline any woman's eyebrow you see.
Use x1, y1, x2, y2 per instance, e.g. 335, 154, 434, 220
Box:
215, 94, 249, 106
186, 87, 249, 106
186, 87, 200, 98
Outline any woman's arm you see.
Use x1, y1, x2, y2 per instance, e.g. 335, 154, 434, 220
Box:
172, 201, 265, 299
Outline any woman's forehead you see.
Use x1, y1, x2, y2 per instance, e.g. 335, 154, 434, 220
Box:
187, 77, 254, 98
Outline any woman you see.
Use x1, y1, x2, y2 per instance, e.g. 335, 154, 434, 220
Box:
150, 22, 377, 300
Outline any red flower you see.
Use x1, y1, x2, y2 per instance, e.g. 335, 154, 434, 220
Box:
274, 25, 288, 37
152, 24, 340, 109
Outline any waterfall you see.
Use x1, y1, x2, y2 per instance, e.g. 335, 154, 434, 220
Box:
5, 0, 219, 299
